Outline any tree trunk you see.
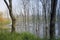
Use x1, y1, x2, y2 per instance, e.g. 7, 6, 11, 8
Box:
57, 2, 60, 37
42, 0, 48, 39
4, 0, 16, 32
36, 0, 40, 37
50, 0, 57, 40
9, 0, 16, 32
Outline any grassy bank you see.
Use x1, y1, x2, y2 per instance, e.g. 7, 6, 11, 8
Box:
0, 31, 41, 40
0, 30, 60, 40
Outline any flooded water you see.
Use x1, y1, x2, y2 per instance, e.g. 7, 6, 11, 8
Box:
6, 22, 60, 38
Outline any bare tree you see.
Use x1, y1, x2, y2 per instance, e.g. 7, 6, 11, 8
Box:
50, 0, 57, 40
35, 0, 40, 37
32, 7, 36, 34
57, 0, 60, 36
26, 0, 30, 31
4, 0, 16, 32
22, 0, 28, 31
22, 0, 30, 31
40, 0, 48, 39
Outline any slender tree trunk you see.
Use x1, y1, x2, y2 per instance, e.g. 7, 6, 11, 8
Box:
57, 2, 60, 36
36, 0, 40, 37
42, 0, 48, 39
22, 0, 27, 31
27, 6, 29, 31
4, 0, 16, 32
50, 0, 57, 40
26, 0, 30, 31
32, 8, 36, 34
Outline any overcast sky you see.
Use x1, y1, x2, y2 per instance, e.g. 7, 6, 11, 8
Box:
0, 0, 18, 11
0, 0, 21, 16
1, 0, 59, 15
0, 0, 42, 15
0, 0, 6, 11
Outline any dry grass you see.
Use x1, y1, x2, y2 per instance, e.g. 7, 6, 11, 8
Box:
0, 17, 11, 30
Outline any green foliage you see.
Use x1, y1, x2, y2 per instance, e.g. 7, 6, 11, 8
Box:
20, 32, 41, 40
0, 32, 41, 40
57, 38, 60, 40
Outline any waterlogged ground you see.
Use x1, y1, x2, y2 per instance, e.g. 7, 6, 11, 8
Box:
0, 19, 59, 38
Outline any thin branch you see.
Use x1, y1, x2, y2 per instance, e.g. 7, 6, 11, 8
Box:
4, 0, 9, 9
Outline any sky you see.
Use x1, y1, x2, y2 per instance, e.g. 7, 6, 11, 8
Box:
1, 0, 60, 16
0, 0, 18, 11
0, 0, 6, 11
0, 0, 42, 16
0, 0, 21, 16
0, 0, 18, 18
0, 0, 59, 12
